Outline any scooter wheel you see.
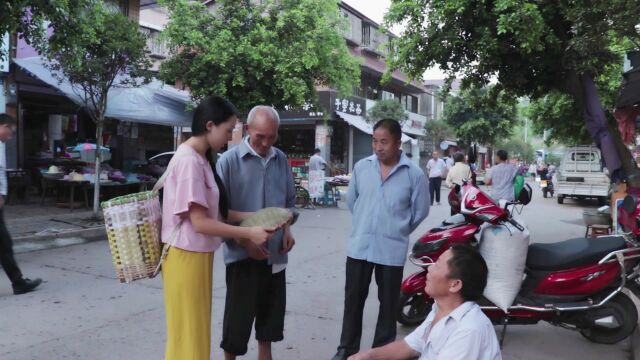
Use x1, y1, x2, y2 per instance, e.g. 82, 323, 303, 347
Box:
579, 293, 638, 344
397, 293, 432, 326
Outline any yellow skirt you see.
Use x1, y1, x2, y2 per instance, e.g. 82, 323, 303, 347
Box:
162, 246, 214, 360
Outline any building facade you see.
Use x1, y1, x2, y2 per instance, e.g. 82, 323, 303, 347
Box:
276, 2, 429, 174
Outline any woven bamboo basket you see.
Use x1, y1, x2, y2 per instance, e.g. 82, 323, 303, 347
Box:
101, 191, 163, 283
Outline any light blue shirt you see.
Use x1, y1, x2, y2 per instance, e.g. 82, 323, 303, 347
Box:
216, 139, 296, 266
347, 153, 430, 266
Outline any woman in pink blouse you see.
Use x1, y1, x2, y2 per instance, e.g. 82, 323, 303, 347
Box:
161, 96, 276, 360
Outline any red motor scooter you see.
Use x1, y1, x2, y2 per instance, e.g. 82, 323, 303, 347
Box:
397, 182, 640, 345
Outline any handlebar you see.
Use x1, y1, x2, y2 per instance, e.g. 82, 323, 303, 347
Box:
508, 217, 525, 231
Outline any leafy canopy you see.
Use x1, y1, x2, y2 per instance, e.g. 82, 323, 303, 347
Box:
367, 99, 408, 124
424, 119, 455, 145
0, 0, 89, 61
528, 59, 626, 145
385, 0, 640, 99
385, 0, 640, 166
159, 0, 360, 112
37, 0, 151, 121
442, 86, 517, 146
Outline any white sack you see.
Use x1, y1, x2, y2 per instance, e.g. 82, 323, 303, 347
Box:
479, 218, 529, 312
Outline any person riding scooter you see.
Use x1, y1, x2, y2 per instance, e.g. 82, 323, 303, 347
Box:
538, 164, 555, 198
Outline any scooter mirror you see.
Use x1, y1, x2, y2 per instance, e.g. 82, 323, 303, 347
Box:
622, 195, 637, 213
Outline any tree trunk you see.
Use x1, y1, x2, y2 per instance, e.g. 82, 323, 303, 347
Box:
566, 73, 640, 187
93, 119, 103, 218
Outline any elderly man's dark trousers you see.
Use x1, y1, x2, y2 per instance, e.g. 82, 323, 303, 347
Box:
429, 177, 442, 204
335, 257, 404, 356
0, 208, 22, 284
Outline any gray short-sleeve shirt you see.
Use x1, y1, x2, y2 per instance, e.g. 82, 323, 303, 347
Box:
486, 163, 518, 201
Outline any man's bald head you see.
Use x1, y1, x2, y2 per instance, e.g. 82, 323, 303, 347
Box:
246, 105, 280, 157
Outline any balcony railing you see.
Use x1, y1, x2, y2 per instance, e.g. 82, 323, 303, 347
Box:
139, 26, 170, 59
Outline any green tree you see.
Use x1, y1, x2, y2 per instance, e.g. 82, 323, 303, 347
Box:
528, 61, 625, 145
366, 99, 408, 124
0, 0, 88, 60
159, 0, 360, 112
424, 119, 454, 146
441, 86, 517, 147
37, 1, 151, 217
385, 0, 640, 183
496, 138, 535, 162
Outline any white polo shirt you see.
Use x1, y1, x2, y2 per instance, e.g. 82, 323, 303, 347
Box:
404, 301, 502, 360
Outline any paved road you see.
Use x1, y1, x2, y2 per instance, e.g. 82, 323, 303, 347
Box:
0, 181, 631, 359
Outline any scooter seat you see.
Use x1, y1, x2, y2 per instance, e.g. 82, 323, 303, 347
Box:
526, 236, 626, 271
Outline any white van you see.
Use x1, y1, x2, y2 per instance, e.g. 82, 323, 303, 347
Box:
556, 146, 609, 205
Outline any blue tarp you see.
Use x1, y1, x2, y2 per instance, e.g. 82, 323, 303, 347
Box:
13, 56, 193, 127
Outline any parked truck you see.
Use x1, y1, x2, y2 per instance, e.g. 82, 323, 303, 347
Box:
556, 146, 610, 205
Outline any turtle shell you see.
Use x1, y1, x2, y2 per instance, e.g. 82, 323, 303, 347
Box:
240, 207, 292, 228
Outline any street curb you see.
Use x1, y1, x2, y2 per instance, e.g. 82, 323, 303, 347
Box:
13, 227, 106, 254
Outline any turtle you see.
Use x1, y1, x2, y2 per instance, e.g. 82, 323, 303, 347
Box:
240, 207, 292, 229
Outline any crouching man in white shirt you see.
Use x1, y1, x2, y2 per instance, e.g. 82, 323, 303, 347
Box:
348, 245, 501, 360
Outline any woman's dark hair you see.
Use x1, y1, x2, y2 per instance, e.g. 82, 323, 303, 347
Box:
192, 96, 238, 135
447, 244, 488, 301
192, 96, 239, 219
373, 118, 402, 142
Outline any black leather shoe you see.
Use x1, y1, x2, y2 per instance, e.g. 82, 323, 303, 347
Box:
13, 278, 42, 295
331, 349, 352, 360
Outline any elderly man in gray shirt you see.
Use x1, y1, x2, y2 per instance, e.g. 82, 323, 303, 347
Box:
216, 106, 296, 360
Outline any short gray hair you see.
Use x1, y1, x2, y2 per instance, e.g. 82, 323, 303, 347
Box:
247, 105, 280, 126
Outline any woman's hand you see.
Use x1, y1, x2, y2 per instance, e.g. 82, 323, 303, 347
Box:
246, 226, 276, 245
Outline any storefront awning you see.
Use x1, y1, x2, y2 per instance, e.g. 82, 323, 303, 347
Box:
439, 140, 458, 150
13, 56, 193, 127
336, 111, 414, 143
402, 126, 426, 137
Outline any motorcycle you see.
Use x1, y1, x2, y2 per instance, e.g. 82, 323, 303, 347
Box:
540, 170, 555, 199
397, 182, 640, 345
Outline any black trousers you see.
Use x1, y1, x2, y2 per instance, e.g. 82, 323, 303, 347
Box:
336, 257, 404, 355
429, 177, 442, 204
0, 208, 22, 284
220, 259, 286, 356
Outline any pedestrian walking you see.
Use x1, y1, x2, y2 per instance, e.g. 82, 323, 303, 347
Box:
309, 148, 327, 172
445, 152, 473, 188
216, 105, 298, 360
528, 163, 537, 180
485, 150, 518, 202
331, 119, 430, 360
160, 97, 274, 360
0, 113, 41, 295
347, 245, 501, 360
426, 151, 447, 205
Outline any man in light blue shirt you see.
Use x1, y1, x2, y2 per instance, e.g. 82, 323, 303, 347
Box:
331, 119, 430, 360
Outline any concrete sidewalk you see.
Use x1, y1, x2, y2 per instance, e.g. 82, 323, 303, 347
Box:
5, 199, 105, 253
